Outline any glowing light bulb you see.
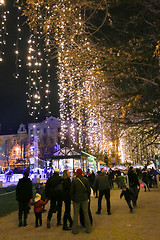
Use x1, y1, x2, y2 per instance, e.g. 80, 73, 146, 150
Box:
0, 0, 5, 5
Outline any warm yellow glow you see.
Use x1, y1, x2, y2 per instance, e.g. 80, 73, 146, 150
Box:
15, 147, 20, 155
0, 0, 5, 5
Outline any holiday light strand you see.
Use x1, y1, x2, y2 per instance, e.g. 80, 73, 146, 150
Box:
119, 126, 160, 164
0, 1, 8, 62
13, 2, 23, 78
23, 0, 158, 162
26, 32, 51, 119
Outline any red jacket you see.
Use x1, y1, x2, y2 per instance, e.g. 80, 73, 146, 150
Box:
30, 199, 48, 213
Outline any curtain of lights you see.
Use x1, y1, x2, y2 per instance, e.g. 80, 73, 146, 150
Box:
26, 28, 51, 120
53, 1, 109, 152
22, 0, 114, 154
13, 1, 23, 78
119, 126, 159, 164
0, 0, 8, 62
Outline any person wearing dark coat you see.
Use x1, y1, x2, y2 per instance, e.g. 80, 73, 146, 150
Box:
128, 167, 140, 207
108, 169, 114, 189
147, 168, 153, 188
62, 170, 73, 231
88, 170, 95, 189
45, 168, 63, 228
142, 170, 150, 192
16, 171, 33, 227
70, 168, 92, 234
79, 173, 93, 228
120, 186, 134, 212
93, 168, 111, 215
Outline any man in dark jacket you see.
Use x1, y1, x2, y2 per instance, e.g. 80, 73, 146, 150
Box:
70, 168, 92, 234
45, 168, 63, 228
93, 168, 111, 215
88, 170, 95, 189
16, 171, 33, 227
128, 167, 140, 207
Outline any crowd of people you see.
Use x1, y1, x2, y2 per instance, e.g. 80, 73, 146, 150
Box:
16, 166, 159, 234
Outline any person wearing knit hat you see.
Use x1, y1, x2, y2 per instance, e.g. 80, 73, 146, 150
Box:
76, 168, 83, 175
34, 193, 41, 202
71, 168, 92, 234
30, 193, 48, 227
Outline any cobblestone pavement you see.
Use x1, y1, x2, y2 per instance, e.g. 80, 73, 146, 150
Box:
0, 188, 160, 240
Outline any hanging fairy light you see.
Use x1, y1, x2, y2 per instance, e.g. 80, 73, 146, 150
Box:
13, 1, 23, 78
43, 36, 51, 115
23, 0, 118, 154
53, 1, 110, 151
26, 33, 42, 119
55, 1, 71, 143
0, 0, 5, 61
0, 0, 5, 5
26, 30, 52, 119
23, 0, 53, 121
118, 126, 160, 165
0, 0, 8, 62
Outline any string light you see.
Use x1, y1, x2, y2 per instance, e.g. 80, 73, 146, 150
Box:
22, 0, 112, 152
44, 36, 51, 115
22, 0, 159, 166
13, 1, 23, 78
0, 0, 8, 62
26, 27, 52, 120
119, 127, 159, 165
0, 0, 4, 5
53, 2, 110, 152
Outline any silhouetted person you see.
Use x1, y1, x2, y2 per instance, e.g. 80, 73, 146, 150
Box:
128, 167, 140, 207
120, 186, 134, 212
45, 168, 63, 228
94, 168, 111, 215
16, 171, 33, 227
62, 170, 73, 231
142, 170, 150, 192
71, 168, 92, 234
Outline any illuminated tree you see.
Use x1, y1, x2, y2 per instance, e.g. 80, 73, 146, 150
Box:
21, 0, 160, 161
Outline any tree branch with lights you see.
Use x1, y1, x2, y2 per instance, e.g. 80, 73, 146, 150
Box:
21, 0, 160, 165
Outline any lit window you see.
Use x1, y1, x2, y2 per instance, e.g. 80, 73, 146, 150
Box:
37, 129, 40, 134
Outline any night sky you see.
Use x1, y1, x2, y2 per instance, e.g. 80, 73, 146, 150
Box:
0, 0, 59, 135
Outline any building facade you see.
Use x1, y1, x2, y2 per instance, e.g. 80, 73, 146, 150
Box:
0, 124, 29, 170
0, 117, 74, 170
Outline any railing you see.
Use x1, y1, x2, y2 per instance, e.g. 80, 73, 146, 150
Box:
0, 173, 47, 184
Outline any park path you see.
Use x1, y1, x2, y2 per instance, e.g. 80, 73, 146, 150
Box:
0, 188, 160, 240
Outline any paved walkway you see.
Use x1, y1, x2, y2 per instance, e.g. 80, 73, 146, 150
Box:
0, 188, 160, 240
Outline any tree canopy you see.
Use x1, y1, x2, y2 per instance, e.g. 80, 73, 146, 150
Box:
21, 0, 160, 162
